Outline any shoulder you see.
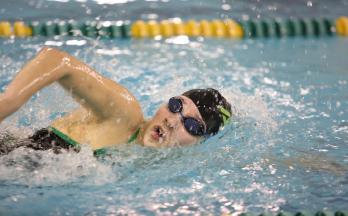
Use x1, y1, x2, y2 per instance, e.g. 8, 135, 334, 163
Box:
106, 82, 145, 128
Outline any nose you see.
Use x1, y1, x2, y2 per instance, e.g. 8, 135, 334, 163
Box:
164, 115, 180, 130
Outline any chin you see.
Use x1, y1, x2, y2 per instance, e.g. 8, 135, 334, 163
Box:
143, 138, 161, 147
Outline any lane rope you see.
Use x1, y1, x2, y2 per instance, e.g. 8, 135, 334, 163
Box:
0, 17, 347, 39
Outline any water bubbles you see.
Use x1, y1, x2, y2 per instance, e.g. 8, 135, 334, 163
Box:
141, 13, 158, 20
219, 169, 229, 176
221, 4, 231, 10
267, 5, 277, 11
165, 36, 190, 45
0, 145, 116, 186
66, 40, 87, 46
300, 87, 310, 96
268, 164, 277, 175
44, 40, 64, 46
241, 14, 249, 21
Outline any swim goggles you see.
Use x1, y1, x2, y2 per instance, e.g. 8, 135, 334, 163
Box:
168, 97, 206, 136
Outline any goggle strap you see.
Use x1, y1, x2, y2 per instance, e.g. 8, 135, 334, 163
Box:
218, 106, 231, 126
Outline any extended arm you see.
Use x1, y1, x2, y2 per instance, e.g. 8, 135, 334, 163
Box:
0, 47, 143, 126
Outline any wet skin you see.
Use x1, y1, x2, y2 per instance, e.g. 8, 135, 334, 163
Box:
0, 47, 204, 149
139, 96, 205, 147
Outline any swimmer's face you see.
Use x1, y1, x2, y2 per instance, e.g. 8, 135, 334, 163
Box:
142, 96, 205, 147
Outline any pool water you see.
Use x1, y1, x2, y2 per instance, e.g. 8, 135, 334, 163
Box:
1, 0, 348, 215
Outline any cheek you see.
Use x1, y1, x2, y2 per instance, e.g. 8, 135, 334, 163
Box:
174, 127, 198, 145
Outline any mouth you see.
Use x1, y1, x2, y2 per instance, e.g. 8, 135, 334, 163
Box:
151, 125, 167, 143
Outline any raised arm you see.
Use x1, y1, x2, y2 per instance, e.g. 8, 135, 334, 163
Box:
0, 47, 143, 126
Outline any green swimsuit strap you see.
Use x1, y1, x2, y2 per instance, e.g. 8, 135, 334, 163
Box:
93, 128, 141, 157
49, 126, 140, 157
48, 126, 80, 148
127, 128, 141, 144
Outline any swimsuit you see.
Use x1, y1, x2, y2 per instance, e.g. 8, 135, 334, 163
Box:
49, 126, 140, 156
0, 126, 140, 156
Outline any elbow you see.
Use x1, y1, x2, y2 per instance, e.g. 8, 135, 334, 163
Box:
38, 46, 70, 63
38, 46, 60, 56
37, 46, 73, 73
39, 46, 63, 55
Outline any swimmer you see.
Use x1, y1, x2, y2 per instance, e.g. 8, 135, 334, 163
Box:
0, 47, 231, 155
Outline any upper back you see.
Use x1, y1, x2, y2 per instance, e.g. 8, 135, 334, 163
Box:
51, 107, 144, 149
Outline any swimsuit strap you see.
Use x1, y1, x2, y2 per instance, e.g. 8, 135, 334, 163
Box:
93, 148, 107, 157
127, 128, 141, 144
48, 126, 80, 148
49, 126, 141, 157
94, 128, 140, 157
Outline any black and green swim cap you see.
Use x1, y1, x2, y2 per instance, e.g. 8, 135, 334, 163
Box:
182, 88, 232, 136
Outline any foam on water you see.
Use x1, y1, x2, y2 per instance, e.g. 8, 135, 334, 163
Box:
0, 145, 115, 186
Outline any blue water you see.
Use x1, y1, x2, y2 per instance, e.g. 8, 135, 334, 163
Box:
1, 0, 348, 21
1, 0, 348, 215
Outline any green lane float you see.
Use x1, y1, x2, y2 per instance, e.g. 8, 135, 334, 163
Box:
0, 17, 347, 39
280, 19, 295, 37
264, 19, 281, 38
292, 19, 306, 36
57, 21, 69, 36
68, 20, 82, 36
110, 24, 122, 38
253, 20, 268, 38
240, 20, 257, 38
43, 21, 57, 36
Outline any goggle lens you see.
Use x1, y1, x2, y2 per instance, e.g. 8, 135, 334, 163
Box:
168, 97, 183, 113
168, 97, 206, 136
183, 117, 205, 136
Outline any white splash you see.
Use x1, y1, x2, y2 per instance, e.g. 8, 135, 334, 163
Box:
0, 145, 116, 186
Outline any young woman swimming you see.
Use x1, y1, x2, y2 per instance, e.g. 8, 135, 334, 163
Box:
0, 47, 231, 155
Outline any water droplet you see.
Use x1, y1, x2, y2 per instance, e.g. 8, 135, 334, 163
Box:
222, 4, 231, 10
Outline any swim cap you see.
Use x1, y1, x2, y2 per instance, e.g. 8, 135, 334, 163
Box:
182, 88, 232, 135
